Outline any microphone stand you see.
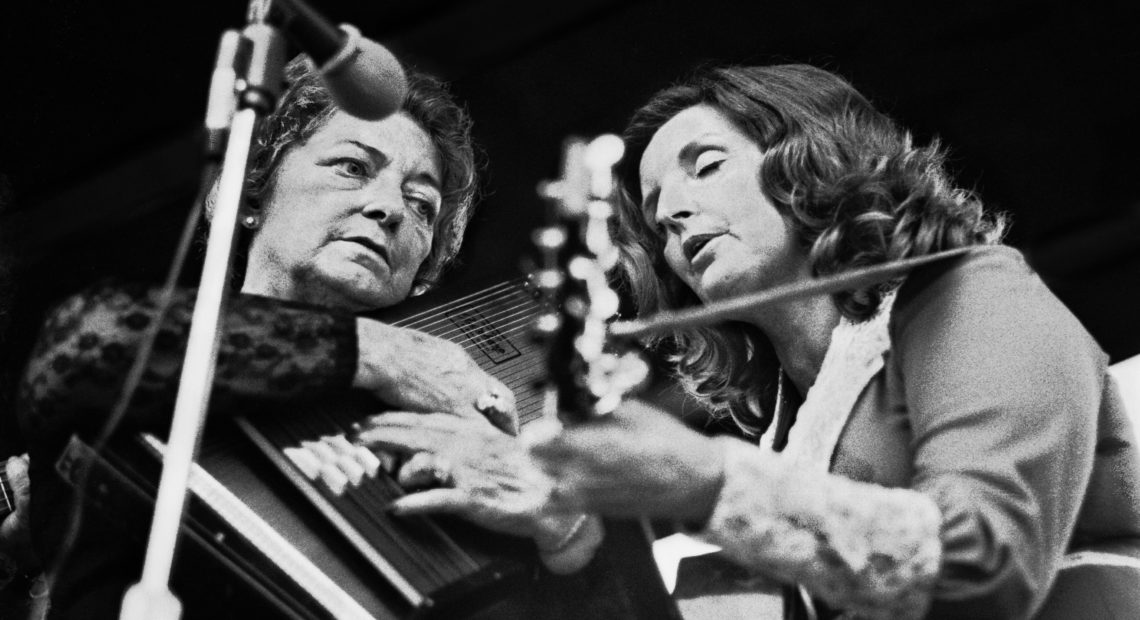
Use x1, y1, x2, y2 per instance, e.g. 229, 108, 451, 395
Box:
118, 14, 285, 620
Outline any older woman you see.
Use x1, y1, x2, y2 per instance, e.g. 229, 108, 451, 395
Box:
19, 56, 582, 618
526, 65, 1140, 619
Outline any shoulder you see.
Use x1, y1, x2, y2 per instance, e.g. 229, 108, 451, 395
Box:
890, 244, 1106, 370
894, 245, 1035, 316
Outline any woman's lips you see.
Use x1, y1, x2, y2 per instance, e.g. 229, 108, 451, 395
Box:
683, 233, 722, 263
343, 237, 389, 266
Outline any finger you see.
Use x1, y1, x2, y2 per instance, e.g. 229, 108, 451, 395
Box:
5, 456, 29, 497
353, 414, 461, 452
521, 418, 563, 449
396, 452, 439, 488
359, 411, 469, 435
5, 455, 27, 483
388, 488, 471, 516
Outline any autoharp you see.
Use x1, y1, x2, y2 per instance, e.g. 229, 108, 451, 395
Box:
60, 277, 538, 619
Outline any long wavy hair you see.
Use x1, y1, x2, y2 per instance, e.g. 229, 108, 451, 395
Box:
614, 64, 1005, 435
238, 55, 480, 291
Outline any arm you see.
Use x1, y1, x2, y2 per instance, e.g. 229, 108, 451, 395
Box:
697, 438, 941, 619
895, 249, 1102, 618
20, 281, 356, 436
698, 249, 1102, 619
20, 281, 517, 438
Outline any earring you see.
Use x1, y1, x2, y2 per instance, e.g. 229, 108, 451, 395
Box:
241, 214, 261, 230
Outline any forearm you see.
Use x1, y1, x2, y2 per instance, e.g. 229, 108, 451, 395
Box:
696, 438, 942, 620
20, 281, 357, 434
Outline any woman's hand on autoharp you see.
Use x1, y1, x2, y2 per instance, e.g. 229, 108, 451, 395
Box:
352, 318, 519, 435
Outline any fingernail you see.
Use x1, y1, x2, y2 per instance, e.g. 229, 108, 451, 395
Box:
383, 501, 404, 515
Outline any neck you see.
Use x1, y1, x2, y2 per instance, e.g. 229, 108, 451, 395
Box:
746, 293, 840, 397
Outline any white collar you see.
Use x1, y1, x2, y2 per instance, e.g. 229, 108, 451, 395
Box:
760, 294, 894, 472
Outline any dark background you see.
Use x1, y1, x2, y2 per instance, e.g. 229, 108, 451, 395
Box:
1, 0, 1138, 373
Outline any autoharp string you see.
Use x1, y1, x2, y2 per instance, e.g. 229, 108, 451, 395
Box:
269, 408, 477, 591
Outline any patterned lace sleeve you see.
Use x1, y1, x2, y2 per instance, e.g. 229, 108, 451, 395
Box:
20, 281, 358, 435
695, 437, 942, 620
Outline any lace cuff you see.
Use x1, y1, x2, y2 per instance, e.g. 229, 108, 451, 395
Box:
693, 437, 942, 619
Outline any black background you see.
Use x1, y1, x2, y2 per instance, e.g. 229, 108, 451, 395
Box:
2, 0, 1139, 367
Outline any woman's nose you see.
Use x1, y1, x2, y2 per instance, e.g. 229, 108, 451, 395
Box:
361, 184, 407, 227
656, 186, 694, 231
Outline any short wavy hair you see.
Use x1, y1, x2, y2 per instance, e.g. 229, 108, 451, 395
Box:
241, 55, 479, 290
614, 64, 1005, 434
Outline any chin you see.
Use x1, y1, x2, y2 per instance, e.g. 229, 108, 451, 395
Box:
695, 272, 763, 304
305, 274, 406, 312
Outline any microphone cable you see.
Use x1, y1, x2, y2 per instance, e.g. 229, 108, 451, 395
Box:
45, 160, 218, 594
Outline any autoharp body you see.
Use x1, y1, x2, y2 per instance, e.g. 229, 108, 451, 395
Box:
60, 277, 563, 619
232, 276, 551, 618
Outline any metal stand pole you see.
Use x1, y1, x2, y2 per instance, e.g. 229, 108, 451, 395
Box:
119, 20, 284, 620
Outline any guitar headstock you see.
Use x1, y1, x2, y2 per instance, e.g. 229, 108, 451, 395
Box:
532, 135, 648, 423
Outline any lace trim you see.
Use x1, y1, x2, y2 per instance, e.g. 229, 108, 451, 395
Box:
761, 294, 894, 468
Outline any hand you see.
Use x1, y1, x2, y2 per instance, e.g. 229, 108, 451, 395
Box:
354, 412, 551, 536
353, 319, 518, 434
526, 398, 725, 523
354, 412, 601, 574
0, 455, 39, 573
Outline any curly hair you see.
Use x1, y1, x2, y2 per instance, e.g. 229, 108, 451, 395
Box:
241, 55, 479, 290
614, 64, 1006, 435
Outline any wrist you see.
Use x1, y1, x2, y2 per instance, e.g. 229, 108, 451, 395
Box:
352, 319, 394, 393
688, 435, 725, 528
535, 513, 603, 575
679, 436, 728, 532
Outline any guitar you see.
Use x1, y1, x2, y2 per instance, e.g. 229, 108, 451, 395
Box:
529, 134, 681, 620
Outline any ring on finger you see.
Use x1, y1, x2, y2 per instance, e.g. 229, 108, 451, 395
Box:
475, 388, 508, 419
429, 456, 454, 487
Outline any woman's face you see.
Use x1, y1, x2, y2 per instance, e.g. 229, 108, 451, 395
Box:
243, 110, 442, 311
638, 104, 807, 303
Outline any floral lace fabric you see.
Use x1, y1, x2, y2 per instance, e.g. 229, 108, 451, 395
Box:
19, 281, 358, 436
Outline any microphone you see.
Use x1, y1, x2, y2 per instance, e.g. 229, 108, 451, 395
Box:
266, 0, 408, 120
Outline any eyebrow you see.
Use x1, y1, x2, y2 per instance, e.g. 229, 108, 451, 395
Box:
344, 139, 443, 193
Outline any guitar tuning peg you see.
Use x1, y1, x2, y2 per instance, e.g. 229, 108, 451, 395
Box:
585, 134, 625, 168
533, 268, 564, 292
532, 226, 567, 250
533, 312, 562, 338
537, 179, 564, 201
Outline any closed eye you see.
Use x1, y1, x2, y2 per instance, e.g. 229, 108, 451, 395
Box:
696, 159, 723, 177
694, 151, 725, 178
